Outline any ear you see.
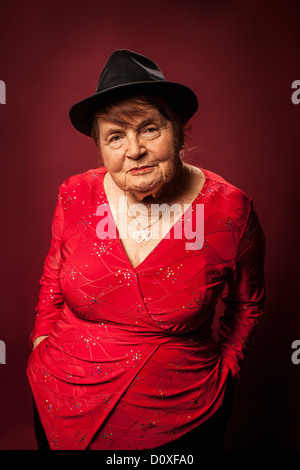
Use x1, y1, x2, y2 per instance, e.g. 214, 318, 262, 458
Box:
179, 146, 185, 160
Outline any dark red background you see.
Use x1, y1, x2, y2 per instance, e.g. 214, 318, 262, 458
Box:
0, 0, 299, 450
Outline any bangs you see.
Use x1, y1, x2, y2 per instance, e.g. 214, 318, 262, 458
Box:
95, 96, 169, 126
91, 94, 185, 150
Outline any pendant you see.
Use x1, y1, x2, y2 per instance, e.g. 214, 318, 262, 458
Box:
133, 230, 152, 243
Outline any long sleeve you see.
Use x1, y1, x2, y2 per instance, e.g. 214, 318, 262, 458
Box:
218, 198, 266, 378
30, 189, 65, 347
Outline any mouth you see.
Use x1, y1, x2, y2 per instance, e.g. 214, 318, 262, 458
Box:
129, 165, 154, 174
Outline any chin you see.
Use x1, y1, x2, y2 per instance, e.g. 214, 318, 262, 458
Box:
129, 175, 160, 190
131, 183, 162, 199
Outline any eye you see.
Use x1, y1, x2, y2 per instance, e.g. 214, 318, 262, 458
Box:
142, 125, 160, 138
108, 134, 124, 147
110, 135, 121, 142
145, 126, 157, 132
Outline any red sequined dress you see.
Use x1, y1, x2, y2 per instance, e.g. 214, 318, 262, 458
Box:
27, 166, 265, 450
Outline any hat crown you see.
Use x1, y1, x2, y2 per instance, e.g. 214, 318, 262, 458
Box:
69, 49, 198, 137
96, 50, 166, 92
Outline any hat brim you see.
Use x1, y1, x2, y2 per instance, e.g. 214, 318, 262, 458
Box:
69, 81, 198, 137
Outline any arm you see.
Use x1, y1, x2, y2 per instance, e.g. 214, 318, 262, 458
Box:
30, 188, 65, 348
218, 199, 266, 378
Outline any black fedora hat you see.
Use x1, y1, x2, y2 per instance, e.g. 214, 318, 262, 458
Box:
69, 49, 198, 137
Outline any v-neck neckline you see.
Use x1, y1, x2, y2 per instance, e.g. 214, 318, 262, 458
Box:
100, 166, 209, 271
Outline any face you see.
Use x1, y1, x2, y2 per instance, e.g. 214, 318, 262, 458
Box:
97, 102, 180, 199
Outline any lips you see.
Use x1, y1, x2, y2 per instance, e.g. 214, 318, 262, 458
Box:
129, 165, 154, 173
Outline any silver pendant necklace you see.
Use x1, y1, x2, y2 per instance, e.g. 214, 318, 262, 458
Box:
133, 230, 153, 244
125, 195, 165, 244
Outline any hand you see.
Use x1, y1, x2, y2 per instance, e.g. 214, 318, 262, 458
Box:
33, 335, 48, 349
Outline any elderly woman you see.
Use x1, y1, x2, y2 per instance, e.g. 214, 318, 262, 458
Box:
27, 50, 265, 451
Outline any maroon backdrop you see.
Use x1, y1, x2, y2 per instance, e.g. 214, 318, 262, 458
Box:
0, 0, 299, 450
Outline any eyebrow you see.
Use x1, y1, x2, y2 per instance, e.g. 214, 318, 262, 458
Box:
104, 127, 125, 138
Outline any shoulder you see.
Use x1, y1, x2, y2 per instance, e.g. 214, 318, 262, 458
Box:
201, 166, 250, 198
192, 165, 255, 235
196, 165, 252, 210
59, 167, 106, 190
56, 167, 107, 204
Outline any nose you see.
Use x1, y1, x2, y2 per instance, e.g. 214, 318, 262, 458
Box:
125, 133, 145, 159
